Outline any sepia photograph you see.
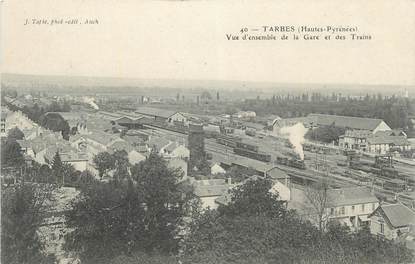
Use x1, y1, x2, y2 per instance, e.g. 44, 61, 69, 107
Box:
1, 0, 415, 263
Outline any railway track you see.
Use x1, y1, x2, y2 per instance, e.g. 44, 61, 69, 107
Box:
143, 124, 414, 205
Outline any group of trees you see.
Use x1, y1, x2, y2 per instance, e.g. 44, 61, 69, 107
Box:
241, 94, 414, 132
4, 97, 72, 139
1, 183, 56, 264
305, 125, 346, 144
93, 150, 130, 181
64, 152, 192, 263
2, 149, 414, 263
1, 128, 25, 169
181, 178, 413, 264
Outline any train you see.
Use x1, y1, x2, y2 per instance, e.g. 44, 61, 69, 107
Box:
216, 135, 241, 148
233, 148, 272, 162
275, 156, 306, 170
235, 141, 259, 152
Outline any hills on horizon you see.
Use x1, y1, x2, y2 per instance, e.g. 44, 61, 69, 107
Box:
1, 73, 412, 96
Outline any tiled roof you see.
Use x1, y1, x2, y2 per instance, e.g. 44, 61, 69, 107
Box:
85, 131, 120, 146
192, 178, 231, 197
344, 129, 373, 138
44, 143, 88, 163
327, 187, 378, 207
147, 136, 170, 150
266, 167, 289, 181
308, 114, 388, 131
135, 107, 176, 119
379, 203, 415, 228
107, 140, 133, 153
367, 135, 409, 146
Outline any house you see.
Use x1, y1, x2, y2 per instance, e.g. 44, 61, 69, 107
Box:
146, 136, 170, 152
290, 186, 379, 231
43, 144, 89, 171
1, 110, 7, 137
161, 142, 190, 159
17, 131, 65, 164
169, 112, 190, 126
339, 130, 373, 151
192, 178, 233, 209
215, 175, 291, 207
366, 133, 411, 155
70, 131, 124, 158
5, 110, 38, 131
128, 150, 146, 165
339, 129, 411, 154
326, 187, 379, 230
266, 167, 291, 201
369, 203, 415, 240
233, 111, 256, 119
211, 163, 226, 175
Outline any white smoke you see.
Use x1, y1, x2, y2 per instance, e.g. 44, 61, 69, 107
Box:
82, 97, 99, 110
279, 122, 306, 160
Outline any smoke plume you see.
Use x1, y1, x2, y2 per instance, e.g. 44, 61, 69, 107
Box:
82, 97, 99, 110
280, 122, 306, 160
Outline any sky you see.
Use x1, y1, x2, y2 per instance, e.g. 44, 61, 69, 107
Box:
1, 0, 415, 86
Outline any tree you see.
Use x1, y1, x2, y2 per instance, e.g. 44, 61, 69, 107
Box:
182, 183, 414, 264
51, 151, 64, 185
39, 113, 70, 140
65, 180, 145, 262
1, 183, 56, 264
66, 152, 192, 262
112, 150, 130, 183
38, 164, 52, 183
222, 165, 256, 183
303, 181, 330, 231
1, 138, 24, 168
218, 177, 288, 219
93, 152, 116, 179
7, 127, 25, 140
200, 91, 212, 102
132, 152, 189, 252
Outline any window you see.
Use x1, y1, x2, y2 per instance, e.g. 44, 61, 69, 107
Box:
330, 208, 334, 215
351, 205, 355, 212
361, 204, 365, 212
380, 223, 384, 234
340, 207, 345, 215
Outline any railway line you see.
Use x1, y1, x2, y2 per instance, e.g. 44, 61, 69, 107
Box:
143, 124, 414, 206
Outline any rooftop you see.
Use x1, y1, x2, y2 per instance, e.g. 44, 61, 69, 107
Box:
327, 187, 378, 207
135, 107, 176, 119
376, 203, 415, 228
308, 114, 389, 131
367, 135, 409, 146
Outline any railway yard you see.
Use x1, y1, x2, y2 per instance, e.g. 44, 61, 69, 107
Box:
145, 124, 415, 207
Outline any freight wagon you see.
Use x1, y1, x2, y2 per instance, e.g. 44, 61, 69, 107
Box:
233, 148, 271, 162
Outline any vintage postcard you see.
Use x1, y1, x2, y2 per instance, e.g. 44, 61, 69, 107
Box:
1, 0, 415, 263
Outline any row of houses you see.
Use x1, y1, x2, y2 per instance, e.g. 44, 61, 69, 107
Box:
190, 167, 415, 244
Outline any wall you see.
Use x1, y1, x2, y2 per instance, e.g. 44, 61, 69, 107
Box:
68, 160, 87, 171
370, 214, 396, 240
373, 121, 392, 134
200, 196, 220, 210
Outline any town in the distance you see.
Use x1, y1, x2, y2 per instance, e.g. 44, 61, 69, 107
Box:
1, 75, 415, 264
